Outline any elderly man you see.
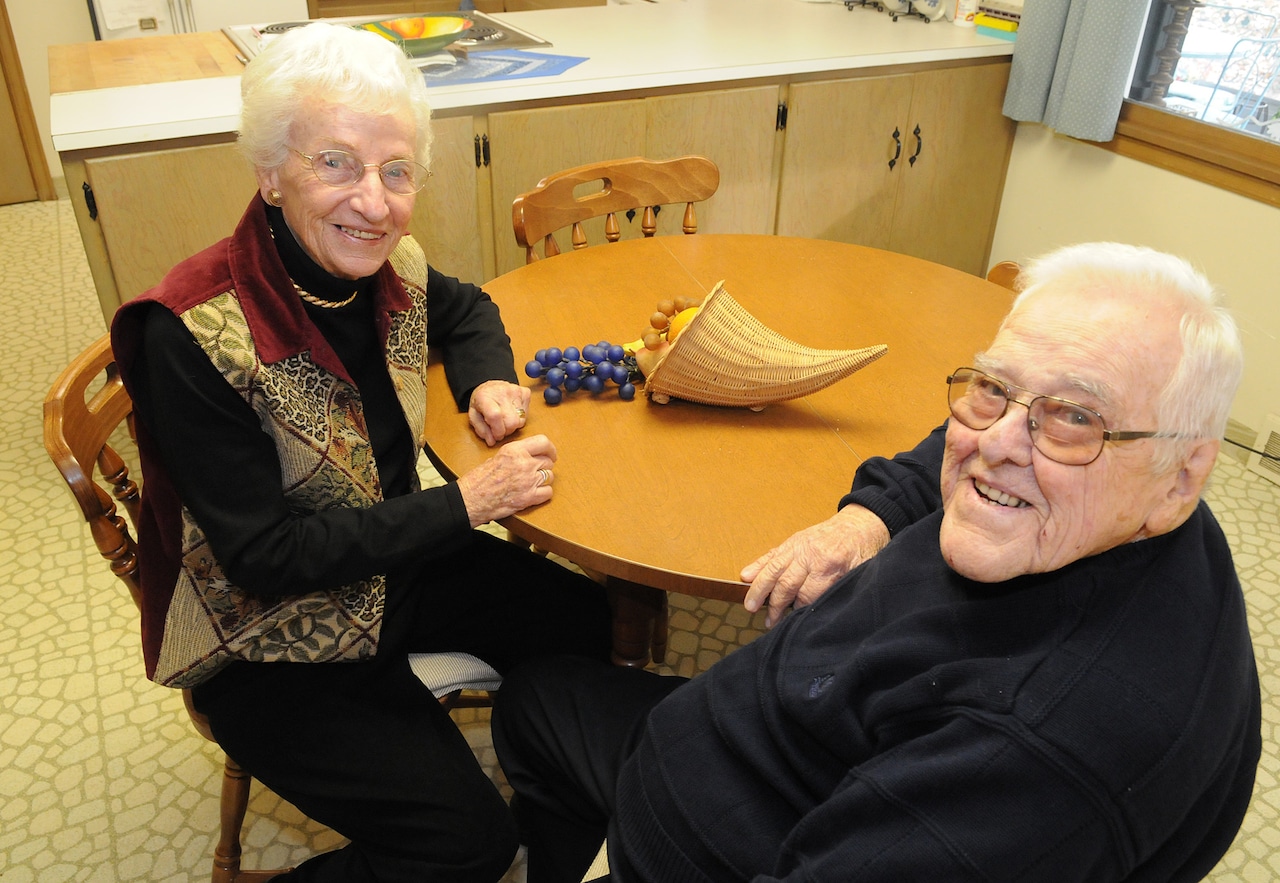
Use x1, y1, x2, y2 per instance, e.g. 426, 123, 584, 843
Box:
492, 243, 1261, 883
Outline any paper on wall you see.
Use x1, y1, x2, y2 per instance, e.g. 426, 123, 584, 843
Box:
98, 0, 168, 32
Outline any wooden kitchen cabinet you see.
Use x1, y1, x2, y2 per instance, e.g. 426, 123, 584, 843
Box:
487, 100, 648, 276
777, 61, 1015, 277
75, 140, 256, 316
414, 114, 487, 282
485, 85, 781, 277
643, 86, 781, 239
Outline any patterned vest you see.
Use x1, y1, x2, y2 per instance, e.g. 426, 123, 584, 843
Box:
151, 239, 430, 687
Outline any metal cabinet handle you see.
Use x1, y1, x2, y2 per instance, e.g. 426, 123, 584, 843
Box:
889, 127, 902, 170
909, 124, 923, 166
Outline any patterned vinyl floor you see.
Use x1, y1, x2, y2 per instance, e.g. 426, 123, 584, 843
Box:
1, 198, 1276, 881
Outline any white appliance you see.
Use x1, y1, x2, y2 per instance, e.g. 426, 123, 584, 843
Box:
88, 0, 309, 40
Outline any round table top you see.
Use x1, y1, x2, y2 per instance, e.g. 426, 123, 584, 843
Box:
425, 235, 1013, 601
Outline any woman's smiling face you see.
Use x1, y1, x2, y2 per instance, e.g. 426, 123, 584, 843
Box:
937, 286, 1189, 583
258, 99, 417, 280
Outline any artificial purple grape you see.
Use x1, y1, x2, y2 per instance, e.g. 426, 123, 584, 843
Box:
564, 360, 584, 379
563, 346, 580, 362
583, 374, 605, 394
545, 367, 566, 387
543, 386, 563, 405
619, 382, 636, 400
564, 377, 582, 392
545, 347, 563, 365
607, 344, 625, 363
524, 360, 544, 379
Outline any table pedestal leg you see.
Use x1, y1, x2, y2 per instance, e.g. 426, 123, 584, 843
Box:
607, 578, 668, 668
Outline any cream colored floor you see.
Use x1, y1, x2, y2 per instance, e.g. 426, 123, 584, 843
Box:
1, 197, 1276, 881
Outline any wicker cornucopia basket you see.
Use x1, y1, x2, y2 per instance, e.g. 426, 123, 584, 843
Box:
643, 281, 887, 409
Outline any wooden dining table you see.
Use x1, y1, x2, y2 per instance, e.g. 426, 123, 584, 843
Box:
424, 234, 1014, 666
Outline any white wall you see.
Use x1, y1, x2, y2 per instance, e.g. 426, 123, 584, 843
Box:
990, 122, 1280, 439
9, 0, 95, 189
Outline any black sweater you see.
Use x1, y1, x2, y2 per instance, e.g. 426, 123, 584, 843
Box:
612, 451, 1260, 882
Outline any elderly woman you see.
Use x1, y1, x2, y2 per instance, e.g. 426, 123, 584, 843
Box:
109, 21, 611, 882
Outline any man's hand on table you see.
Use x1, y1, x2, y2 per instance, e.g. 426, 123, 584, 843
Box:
742, 505, 891, 628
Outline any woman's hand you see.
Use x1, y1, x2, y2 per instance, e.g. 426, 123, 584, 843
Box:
456, 434, 557, 527
740, 505, 891, 627
468, 379, 532, 447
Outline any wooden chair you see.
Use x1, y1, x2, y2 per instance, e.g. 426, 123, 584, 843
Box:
43, 334, 499, 882
986, 260, 1022, 291
513, 155, 720, 263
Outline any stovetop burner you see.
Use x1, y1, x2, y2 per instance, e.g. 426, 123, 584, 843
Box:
456, 25, 504, 44
258, 21, 309, 35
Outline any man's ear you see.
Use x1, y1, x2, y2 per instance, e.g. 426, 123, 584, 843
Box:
1146, 439, 1220, 537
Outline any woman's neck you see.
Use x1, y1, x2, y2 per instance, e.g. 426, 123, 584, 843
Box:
265, 201, 377, 304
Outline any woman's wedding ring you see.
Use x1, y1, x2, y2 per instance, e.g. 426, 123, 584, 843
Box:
536, 468, 552, 488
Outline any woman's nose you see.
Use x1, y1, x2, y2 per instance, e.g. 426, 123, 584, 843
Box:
349, 168, 390, 218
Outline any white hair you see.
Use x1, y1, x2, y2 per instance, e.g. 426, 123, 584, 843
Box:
238, 21, 433, 171
1012, 242, 1243, 472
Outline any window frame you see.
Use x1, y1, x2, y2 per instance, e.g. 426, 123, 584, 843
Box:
1095, 100, 1280, 209
1104, 0, 1280, 209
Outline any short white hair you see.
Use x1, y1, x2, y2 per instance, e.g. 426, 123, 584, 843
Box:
238, 21, 433, 171
1012, 242, 1243, 471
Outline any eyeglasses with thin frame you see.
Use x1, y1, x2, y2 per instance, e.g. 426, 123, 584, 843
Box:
946, 367, 1171, 466
289, 147, 432, 195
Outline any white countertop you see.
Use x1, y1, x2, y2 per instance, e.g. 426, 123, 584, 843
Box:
51, 0, 1013, 152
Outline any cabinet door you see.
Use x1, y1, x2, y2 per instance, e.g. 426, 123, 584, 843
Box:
775, 75, 914, 247
411, 114, 485, 283
889, 62, 1015, 276
84, 142, 256, 309
645, 86, 780, 237
488, 100, 646, 276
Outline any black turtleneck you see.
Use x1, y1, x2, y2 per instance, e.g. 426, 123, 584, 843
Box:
263, 204, 414, 499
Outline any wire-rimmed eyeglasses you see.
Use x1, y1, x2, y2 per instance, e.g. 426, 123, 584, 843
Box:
290, 147, 432, 195
946, 367, 1171, 466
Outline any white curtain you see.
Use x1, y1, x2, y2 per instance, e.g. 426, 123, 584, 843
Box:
1003, 0, 1151, 142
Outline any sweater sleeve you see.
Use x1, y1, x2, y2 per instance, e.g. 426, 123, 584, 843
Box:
838, 423, 946, 536
130, 304, 474, 597
426, 266, 519, 411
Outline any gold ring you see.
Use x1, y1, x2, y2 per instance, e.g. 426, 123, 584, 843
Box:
516, 407, 527, 419
536, 468, 552, 487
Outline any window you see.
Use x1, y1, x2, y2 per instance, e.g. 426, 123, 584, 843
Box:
1099, 0, 1280, 207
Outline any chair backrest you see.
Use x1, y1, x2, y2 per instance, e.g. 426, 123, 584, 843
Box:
43, 334, 143, 607
513, 155, 720, 263
986, 260, 1022, 291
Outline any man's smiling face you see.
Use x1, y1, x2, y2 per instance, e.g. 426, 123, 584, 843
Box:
938, 285, 1188, 583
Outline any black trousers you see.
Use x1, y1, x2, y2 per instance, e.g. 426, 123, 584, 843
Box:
191, 531, 612, 882
491, 655, 687, 883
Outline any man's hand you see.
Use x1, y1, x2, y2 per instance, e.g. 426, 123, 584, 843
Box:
741, 505, 891, 627
468, 380, 532, 446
